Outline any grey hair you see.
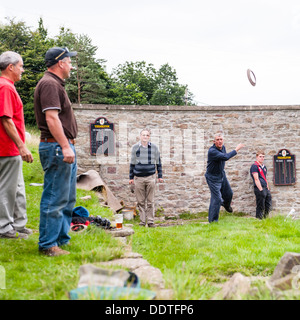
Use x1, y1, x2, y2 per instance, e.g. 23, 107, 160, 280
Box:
0, 51, 22, 71
140, 128, 151, 135
214, 131, 224, 139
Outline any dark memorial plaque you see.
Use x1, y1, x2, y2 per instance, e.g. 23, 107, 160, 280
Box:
90, 117, 115, 156
273, 149, 296, 186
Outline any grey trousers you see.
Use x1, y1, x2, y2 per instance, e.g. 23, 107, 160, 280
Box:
0, 156, 27, 234
134, 175, 156, 225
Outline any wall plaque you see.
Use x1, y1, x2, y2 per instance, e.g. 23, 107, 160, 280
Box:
90, 117, 115, 156
273, 149, 296, 186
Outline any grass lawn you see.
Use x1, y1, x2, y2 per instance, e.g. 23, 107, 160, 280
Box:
132, 214, 300, 299
0, 127, 300, 300
0, 129, 122, 300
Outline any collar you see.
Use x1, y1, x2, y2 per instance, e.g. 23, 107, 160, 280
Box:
0, 76, 14, 85
255, 161, 265, 169
139, 142, 151, 147
45, 71, 65, 86
213, 144, 224, 151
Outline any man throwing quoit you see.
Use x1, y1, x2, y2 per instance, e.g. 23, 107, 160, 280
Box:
205, 132, 244, 223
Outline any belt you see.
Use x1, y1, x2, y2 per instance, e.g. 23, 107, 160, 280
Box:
40, 138, 76, 145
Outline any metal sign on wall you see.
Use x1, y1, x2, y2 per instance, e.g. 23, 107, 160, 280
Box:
273, 149, 296, 186
90, 117, 115, 156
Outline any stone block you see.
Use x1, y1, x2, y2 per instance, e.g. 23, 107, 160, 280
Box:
270, 252, 300, 282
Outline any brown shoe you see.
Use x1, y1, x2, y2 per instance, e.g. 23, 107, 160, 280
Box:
40, 246, 70, 257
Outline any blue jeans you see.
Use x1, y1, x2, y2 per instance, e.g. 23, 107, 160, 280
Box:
38, 142, 77, 250
205, 173, 233, 223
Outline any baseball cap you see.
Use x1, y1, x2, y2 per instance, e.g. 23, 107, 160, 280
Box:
45, 47, 77, 67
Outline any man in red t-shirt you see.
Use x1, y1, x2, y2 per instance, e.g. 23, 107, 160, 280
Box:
0, 51, 33, 239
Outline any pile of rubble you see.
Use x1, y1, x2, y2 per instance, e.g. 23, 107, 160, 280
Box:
103, 224, 173, 299
213, 252, 300, 300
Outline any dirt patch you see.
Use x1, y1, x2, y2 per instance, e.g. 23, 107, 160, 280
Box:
153, 217, 209, 227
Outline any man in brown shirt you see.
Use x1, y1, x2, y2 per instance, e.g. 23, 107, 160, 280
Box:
34, 47, 78, 256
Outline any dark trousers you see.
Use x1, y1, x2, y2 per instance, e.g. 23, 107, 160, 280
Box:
205, 173, 233, 223
254, 187, 272, 219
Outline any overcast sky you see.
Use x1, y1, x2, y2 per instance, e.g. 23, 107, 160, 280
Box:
1, 0, 300, 106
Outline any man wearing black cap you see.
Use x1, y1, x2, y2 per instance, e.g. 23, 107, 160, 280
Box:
34, 47, 78, 256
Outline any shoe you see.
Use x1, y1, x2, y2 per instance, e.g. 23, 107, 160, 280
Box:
0, 230, 28, 239
147, 223, 155, 228
39, 246, 70, 257
224, 206, 233, 213
15, 227, 33, 235
139, 223, 146, 226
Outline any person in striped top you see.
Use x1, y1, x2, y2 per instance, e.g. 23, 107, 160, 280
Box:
129, 129, 163, 227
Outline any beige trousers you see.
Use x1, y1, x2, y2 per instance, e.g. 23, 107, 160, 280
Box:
134, 175, 156, 225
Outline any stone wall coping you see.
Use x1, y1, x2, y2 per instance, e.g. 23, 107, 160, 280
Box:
72, 104, 300, 112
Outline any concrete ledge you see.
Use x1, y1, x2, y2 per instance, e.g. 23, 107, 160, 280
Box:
72, 103, 300, 112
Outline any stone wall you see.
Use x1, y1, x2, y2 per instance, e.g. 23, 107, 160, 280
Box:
73, 104, 300, 216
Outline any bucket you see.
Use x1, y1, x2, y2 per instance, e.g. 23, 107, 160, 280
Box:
122, 209, 134, 220
121, 206, 136, 220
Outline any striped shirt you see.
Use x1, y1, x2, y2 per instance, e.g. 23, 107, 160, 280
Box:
129, 142, 162, 179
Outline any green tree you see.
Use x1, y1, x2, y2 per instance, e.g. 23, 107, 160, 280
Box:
108, 82, 148, 105
55, 28, 110, 104
150, 63, 193, 105
110, 61, 157, 103
109, 61, 194, 105
0, 18, 31, 54
0, 18, 53, 124
20, 19, 54, 124
0, 18, 195, 118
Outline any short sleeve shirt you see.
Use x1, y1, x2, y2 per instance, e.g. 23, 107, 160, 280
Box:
250, 163, 268, 188
0, 77, 25, 157
34, 71, 78, 139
